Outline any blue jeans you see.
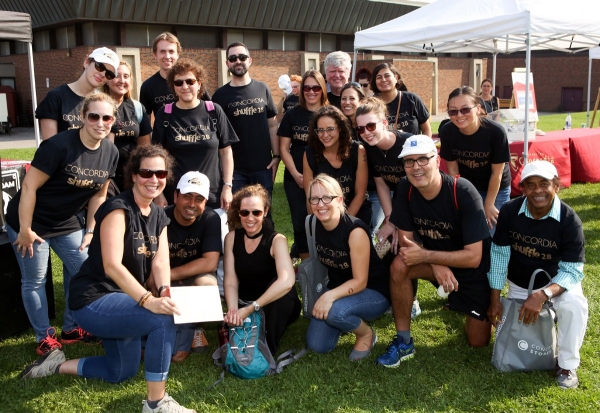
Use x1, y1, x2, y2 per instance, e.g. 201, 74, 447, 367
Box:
306, 288, 389, 354
7, 225, 87, 341
478, 186, 511, 236
368, 190, 385, 234
233, 169, 274, 196
283, 177, 308, 253
73, 292, 176, 383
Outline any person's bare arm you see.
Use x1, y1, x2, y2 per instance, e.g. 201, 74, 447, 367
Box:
39, 119, 58, 141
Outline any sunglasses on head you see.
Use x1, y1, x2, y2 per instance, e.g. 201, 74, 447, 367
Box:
86, 113, 115, 123
239, 209, 264, 217
173, 78, 197, 87
137, 169, 168, 179
344, 82, 362, 89
227, 54, 249, 63
356, 119, 382, 134
303, 85, 322, 93
447, 105, 477, 117
93, 61, 116, 80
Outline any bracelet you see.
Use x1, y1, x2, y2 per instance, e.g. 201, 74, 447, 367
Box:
138, 291, 152, 307
223, 182, 233, 188
157, 285, 169, 296
85, 228, 94, 234
272, 154, 281, 159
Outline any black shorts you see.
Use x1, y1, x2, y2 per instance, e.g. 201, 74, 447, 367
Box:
431, 269, 490, 321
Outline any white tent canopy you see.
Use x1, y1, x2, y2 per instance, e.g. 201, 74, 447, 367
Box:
588, 47, 600, 127
354, 0, 600, 161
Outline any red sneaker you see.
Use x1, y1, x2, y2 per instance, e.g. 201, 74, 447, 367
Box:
60, 327, 99, 345
36, 327, 62, 356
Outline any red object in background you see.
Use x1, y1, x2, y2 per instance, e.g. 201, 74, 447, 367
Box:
217, 322, 229, 347
564, 129, 600, 183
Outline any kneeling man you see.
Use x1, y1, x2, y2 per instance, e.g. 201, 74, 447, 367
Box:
487, 161, 588, 389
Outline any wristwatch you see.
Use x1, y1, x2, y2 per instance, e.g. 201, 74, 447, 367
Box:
542, 287, 554, 301
252, 301, 261, 312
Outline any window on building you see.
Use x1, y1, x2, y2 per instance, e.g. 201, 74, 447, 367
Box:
307, 34, 336, 52
56, 26, 76, 49
341, 35, 353, 52
124, 24, 172, 47
33, 31, 50, 52
0, 42, 10, 56
268, 31, 301, 51
177, 27, 219, 48
226, 29, 263, 50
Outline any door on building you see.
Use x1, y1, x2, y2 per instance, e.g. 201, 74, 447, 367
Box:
561, 87, 583, 112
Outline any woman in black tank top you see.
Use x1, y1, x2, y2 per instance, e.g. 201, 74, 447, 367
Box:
223, 184, 300, 354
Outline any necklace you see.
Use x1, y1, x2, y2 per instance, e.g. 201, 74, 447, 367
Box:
244, 227, 264, 239
377, 147, 388, 158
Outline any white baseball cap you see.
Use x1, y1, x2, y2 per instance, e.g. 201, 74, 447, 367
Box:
398, 134, 438, 159
88, 47, 119, 71
177, 171, 210, 199
520, 161, 558, 183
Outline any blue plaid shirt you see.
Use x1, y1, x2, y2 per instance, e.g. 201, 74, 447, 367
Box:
488, 195, 584, 291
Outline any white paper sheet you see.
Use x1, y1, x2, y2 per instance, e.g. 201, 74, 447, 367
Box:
169, 285, 224, 324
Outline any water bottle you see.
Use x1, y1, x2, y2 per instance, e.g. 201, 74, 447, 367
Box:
565, 114, 572, 130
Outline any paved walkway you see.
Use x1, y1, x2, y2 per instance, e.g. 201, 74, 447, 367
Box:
0, 127, 38, 150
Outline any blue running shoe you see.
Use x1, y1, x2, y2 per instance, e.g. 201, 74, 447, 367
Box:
376, 336, 415, 368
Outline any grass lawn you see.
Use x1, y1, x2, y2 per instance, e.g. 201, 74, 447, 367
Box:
1, 115, 599, 412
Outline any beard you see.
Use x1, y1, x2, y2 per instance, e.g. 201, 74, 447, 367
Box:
230, 64, 248, 77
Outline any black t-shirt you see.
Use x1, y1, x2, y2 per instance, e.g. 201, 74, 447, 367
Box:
361, 130, 411, 193
212, 80, 277, 172
440, 118, 511, 191
315, 214, 390, 300
152, 101, 239, 206
479, 96, 498, 114
35, 84, 84, 133
390, 173, 490, 280
277, 106, 313, 180
493, 197, 586, 290
232, 227, 278, 301
327, 92, 341, 109
69, 190, 170, 310
6, 129, 118, 238
164, 205, 223, 269
385, 91, 430, 135
113, 98, 152, 190
282, 94, 300, 113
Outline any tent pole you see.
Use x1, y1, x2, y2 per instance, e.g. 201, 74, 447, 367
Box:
523, 33, 531, 164
492, 39, 497, 92
352, 49, 358, 83
587, 57, 592, 127
27, 41, 40, 147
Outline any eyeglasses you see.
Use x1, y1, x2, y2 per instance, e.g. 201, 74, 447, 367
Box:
308, 195, 336, 205
315, 127, 337, 136
93, 61, 116, 80
227, 54, 249, 63
356, 120, 382, 134
402, 155, 436, 168
360, 83, 369, 88
137, 169, 169, 179
303, 85, 322, 93
173, 78, 197, 87
239, 209, 264, 217
447, 106, 477, 117
86, 113, 115, 123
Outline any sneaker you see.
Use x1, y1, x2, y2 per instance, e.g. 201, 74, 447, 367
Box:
376, 336, 415, 368
555, 368, 579, 389
411, 300, 422, 320
60, 327, 98, 345
142, 393, 197, 413
20, 348, 66, 380
190, 328, 208, 353
36, 327, 62, 356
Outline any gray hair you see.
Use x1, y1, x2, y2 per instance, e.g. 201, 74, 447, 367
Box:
324, 51, 352, 71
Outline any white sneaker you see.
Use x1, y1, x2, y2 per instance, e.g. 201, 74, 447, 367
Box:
411, 300, 422, 320
20, 348, 66, 380
142, 393, 196, 413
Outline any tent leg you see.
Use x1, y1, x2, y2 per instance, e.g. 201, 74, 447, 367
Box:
352, 49, 357, 83
523, 33, 531, 164
587, 58, 592, 127
27, 41, 40, 147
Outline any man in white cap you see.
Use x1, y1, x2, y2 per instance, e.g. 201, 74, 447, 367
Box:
487, 160, 588, 389
148, 171, 222, 362
376, 135, 493, 367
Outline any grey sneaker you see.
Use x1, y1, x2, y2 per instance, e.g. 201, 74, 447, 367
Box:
411, 300, 422, 320
20, 348, 65, 380
556, 368, 579, 389
142, 393, 196, 413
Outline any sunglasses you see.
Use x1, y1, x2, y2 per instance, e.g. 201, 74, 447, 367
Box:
360, 83, 369, 88
86, 113, 115, 123
308, 195, 336, 205
239, 209, 264, 217
447, 105, 477, 117
303, 85, 322, 93
137, 169, 168, 179
356, 119, 382, 134
173, 78, 197, 87
227, 54, 249, 63
93, 61, 116, 80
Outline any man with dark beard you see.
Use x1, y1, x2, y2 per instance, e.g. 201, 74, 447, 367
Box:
212, 42, 280, 201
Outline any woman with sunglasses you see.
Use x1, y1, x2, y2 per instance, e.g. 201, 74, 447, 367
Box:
355, 67, 374, 98
21, 145, 197, 413
278, 70, 329, 260
6, 93, 119, 357
303, 105, 371, 227
440, 86, 511, 235
223, 184, 300, 354
152, 58, 238, 209
305, 174, 390, 360
371, 63, 431, 137
35, 47, 120, 140
103, 61, 152, 192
